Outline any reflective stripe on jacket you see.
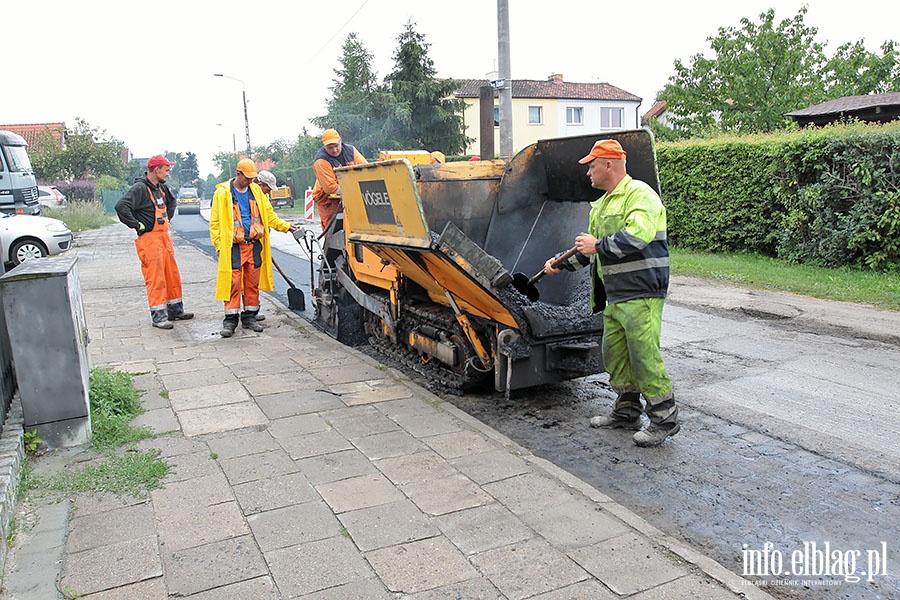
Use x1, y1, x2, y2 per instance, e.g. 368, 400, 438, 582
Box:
588, 175, 669, 308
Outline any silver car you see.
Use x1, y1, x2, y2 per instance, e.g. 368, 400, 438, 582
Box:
0, 213, 73, 266
37, 185, 68, 208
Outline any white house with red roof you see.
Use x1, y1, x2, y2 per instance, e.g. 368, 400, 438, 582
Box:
454, 74, 641, 156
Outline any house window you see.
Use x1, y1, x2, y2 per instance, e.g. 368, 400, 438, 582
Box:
601, 107, 623, 128
528, 106, 543, 124
566, 106, 584, 125
494, 106, 500, 127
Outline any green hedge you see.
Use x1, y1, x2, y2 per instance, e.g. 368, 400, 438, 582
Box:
658, 122, 900, 271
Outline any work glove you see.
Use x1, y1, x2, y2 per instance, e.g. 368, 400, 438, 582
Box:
138, 222, 146, 232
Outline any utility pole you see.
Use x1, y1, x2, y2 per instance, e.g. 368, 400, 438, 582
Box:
497, 0, 513, 160
214, 73, 252, 158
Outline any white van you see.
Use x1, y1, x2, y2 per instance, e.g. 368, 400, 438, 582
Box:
0, 131, 42, 215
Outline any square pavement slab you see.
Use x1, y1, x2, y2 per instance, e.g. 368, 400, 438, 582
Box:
163, 534, 269, 597
247, 500, 342, 551
60, 535, 162, 597
569, 532, 689, 596
338, 499, 440, 552
176, 401, 268, 437
265, 536, 374, 597
232, 471, 320, 514
365, 536, 480, 595
470, 537, 590, 600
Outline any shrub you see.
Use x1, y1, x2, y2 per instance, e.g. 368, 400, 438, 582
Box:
658, 121, 900, 271
56, 178, 96, 202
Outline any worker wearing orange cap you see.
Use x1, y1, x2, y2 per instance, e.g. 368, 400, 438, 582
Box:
544, 139, 678, 447
311, 129, 367, 230
115, 154, 193, 329
210, 159, 299, 338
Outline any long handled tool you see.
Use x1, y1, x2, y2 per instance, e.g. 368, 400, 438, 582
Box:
511, 246, 578, 302
272, 257, 305, 311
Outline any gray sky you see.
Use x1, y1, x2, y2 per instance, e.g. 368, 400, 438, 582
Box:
8, 0, 899, 176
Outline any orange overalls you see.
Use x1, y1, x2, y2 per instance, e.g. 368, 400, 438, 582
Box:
225, 195, 265, 322
135, 186, 185, 323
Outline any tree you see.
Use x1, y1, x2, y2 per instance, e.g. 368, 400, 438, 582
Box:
30, 118, 126, 181
383, 21, 469, 154
312, 32, 398, 157
824, 40, 900, 97
178, 152, 200, 187
660, 7, 829, 134
659, 7, 900, 137
275, 130, 323, 174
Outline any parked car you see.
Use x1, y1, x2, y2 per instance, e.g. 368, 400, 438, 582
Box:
176, 187, 201, 214
37, 185, 67, 208
0, 213, 73, 266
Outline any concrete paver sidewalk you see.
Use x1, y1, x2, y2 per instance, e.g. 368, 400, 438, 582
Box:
0, 225, 772, 599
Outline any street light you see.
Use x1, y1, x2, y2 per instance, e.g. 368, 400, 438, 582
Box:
214, 73, 252, 158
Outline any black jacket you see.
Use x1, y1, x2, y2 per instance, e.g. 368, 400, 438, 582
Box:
115, 176, 177, 235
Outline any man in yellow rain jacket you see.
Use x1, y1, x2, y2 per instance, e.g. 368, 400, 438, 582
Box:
210, 159, 298, 337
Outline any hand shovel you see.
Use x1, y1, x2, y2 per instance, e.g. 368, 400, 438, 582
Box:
273, 257, 306, 311
511, 246, 578, 302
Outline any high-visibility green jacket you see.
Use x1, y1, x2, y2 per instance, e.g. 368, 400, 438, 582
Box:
585, 175, 669, 310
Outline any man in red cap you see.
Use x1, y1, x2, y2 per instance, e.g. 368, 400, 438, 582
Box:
544, 138, 678, 447
311, 128, 367, 230
209, 159, 299, 338
116, 154, 193, 329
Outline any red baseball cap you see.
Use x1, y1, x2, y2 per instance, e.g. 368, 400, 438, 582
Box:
147, 155, 176, 169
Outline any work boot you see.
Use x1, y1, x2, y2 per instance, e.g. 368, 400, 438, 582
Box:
590, 391, 642, 430
242, 318, 264, 332
634, 390, 679, 447
633, 423, 681, 447
590, 414, 642, 430
167, 301, 194, 321
220, 316, 238, 338
242, 309, 264, 332
255, 313, 266, 321
151, 308, 173, 330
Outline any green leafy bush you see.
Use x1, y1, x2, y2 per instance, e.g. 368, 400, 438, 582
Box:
659, 121, 900, 271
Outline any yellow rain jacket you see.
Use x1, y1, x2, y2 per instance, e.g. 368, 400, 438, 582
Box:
209, 180, 293, 301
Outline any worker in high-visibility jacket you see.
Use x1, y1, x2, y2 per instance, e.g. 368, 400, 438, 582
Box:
210, 159, 298, 338
311, 128, 367, 231
544, 139, 679, 447
115, 154, 194, 329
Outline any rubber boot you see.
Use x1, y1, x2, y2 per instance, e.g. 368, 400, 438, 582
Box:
241, 309, 264, 332
590, 391, 642, 430
151, 308, 173, 330
633, 391, 679, 447
220, 315, 238, 338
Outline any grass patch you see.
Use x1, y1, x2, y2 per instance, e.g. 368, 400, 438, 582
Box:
88, 368, 154, 450
671, 248, 900, 311
25, 450, 169, 499
42, 202, 115, 232
24, 368, 169, 499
